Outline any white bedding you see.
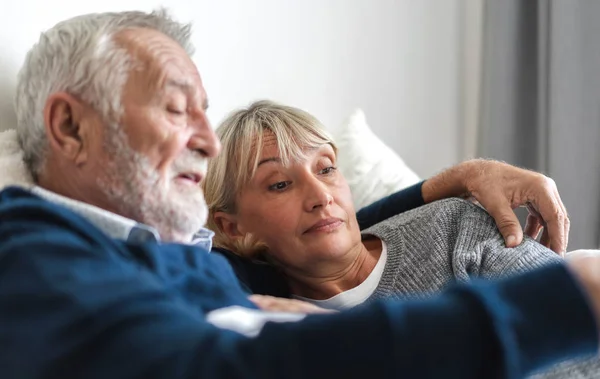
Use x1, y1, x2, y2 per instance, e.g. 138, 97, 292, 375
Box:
0, 129, 33, 190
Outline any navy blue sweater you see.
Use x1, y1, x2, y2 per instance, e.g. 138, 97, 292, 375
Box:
0, 187, 597, 379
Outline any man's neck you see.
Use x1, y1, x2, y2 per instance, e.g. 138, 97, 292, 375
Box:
37, 173, 196, 244
38, 168, 123, 218
286, 237, 383, 300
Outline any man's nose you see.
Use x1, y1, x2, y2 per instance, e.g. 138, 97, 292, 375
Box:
187, 112, 221, 158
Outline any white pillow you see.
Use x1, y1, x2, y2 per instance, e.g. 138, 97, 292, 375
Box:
0, 129, 33, 190
334, 109, 420, 210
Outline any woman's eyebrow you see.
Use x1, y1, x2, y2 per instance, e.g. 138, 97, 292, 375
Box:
257, 157, 281, 167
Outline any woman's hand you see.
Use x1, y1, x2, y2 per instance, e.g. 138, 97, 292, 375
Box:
422, 159, 569, 255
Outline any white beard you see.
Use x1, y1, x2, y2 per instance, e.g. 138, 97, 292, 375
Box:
97, 127, 208, 242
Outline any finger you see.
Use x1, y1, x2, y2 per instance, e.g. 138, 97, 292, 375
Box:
295, 302, 335, 314
252, 298, 294, 312
249, 295, 333, 314
524, 213, 543, 240
551, 185, 569, 252
539, 227, 556, 256
554, 187, 570, 251
248, 294, 272, 303
249, 295, 281, 310
541, 213, 565, 255
479, 196, 523, 248
526, 199, 562, 255
284, 299, 324, 313
534, 188, 567, 254
248, 295, 272, 308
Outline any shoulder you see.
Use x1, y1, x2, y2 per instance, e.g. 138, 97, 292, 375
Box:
1, 185, 56, 217
0, 187, 133, 289
1, 185, 91, 227
364, 198, 490, 235
0, 186, 114, 250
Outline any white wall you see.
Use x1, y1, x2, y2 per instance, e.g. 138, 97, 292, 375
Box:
0, 0, 465, 178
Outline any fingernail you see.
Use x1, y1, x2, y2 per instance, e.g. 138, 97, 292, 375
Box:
506, 235, 517, 247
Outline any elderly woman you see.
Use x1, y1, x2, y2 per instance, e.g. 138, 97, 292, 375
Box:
204, 100, 565, 306
204, 100, 600, 378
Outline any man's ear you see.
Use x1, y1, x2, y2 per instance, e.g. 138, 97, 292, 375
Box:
213, 211, 247, 239
43, 92, 90, 165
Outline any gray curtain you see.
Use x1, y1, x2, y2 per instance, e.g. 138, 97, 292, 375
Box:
478, 0, 600, 249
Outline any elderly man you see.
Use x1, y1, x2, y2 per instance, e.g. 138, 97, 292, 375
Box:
0, 9, 597, 379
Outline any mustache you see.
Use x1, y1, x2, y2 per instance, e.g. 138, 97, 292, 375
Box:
171, 151, 207, 177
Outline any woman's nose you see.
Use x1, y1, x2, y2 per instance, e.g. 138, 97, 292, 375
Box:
304, 178, 334, 212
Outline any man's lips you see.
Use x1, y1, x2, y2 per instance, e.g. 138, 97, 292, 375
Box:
176, 172, 204, 184
304, 217, 344, 234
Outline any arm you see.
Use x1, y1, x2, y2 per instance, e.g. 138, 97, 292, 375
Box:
359, 159, 569, 253
423, 159, 569, 253
428, 198, 600, 378
356, 181, 425, 230
0, 188, 597, 379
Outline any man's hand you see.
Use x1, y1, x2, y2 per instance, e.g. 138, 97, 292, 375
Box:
249, 295, 335, 314
422, 159, 569, 254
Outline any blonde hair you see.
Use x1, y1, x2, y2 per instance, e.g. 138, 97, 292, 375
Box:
204, 100, 337, 258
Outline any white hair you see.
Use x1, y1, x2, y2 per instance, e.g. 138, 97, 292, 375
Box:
14, 8, 194, 179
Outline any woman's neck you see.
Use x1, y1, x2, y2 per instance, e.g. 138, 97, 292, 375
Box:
287, 236, 383, 300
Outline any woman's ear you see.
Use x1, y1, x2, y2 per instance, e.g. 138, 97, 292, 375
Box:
213, 211, 246, 239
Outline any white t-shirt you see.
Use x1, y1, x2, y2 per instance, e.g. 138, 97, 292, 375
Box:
293, 241, 388, 310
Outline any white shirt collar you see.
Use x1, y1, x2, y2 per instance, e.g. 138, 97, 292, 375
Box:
31, 186, 214, 250
293, 240, 388, 310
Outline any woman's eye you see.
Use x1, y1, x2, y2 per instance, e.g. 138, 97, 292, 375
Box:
268, 181, 291, 191
319, 166, 337, 175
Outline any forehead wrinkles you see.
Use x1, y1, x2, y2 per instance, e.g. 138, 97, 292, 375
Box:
115, 28, 200, 94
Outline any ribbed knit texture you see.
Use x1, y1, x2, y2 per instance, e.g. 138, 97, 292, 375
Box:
363, 198, 600, 378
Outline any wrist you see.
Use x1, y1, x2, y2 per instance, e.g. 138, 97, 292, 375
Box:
422, 161, 474, 203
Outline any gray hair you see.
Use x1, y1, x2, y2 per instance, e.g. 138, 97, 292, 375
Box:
14, 8, 194, 179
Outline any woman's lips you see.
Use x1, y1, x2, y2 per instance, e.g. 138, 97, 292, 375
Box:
304, 218, 343, 234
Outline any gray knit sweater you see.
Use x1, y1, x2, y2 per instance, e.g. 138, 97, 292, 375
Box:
361, 198, 599, 378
